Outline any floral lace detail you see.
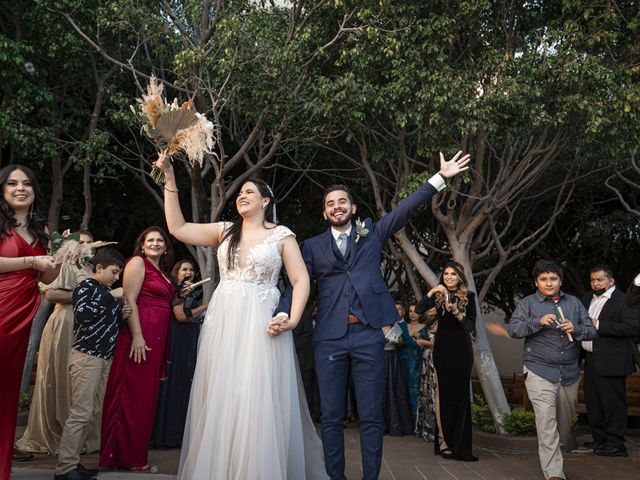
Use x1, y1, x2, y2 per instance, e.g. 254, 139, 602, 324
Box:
217, 223, 295, 304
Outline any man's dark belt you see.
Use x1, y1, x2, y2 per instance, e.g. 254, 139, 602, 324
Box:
348, 314, 361, 324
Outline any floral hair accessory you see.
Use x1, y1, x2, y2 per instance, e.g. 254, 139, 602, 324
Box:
51, 231, 116, 268
355, 218, 369, 243
131, 76, 216, 184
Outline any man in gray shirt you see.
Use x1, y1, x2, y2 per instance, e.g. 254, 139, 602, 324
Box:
508, 260, 596, 480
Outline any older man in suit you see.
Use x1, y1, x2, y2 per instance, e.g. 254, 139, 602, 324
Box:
274, 152, 470, 480
581, 265, 640, 457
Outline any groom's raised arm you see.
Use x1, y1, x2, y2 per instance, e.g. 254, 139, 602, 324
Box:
374, 151, 470, 243
374, 174, 445, 243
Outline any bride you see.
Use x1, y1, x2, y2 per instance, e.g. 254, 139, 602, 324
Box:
156, 158, 327, 480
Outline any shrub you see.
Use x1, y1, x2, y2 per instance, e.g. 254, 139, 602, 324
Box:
18, 391, 31, 412
471, 394, 496, 433
503, 407, 536, 435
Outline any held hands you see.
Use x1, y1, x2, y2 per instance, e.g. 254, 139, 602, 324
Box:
267, 314, 291, 337
130, 334, 151, 363
438, 151, 471, 179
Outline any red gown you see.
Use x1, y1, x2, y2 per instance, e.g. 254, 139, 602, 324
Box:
100, 257, 175, 468
0, 230, 46, 480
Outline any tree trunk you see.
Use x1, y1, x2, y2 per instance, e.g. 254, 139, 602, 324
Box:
453, 248, 510, 433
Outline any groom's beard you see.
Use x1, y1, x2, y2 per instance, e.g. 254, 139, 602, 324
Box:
327, 210, 353, 228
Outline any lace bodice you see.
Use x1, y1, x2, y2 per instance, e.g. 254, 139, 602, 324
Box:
217, 223, 294, 289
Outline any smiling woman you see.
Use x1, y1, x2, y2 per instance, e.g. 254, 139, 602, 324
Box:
151, 155, 326, 479
0, 164, 60, 480
99, 227, 177, 472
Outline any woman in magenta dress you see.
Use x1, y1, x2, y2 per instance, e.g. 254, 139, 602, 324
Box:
0, 165, 59, 480
100, 227, 177, 471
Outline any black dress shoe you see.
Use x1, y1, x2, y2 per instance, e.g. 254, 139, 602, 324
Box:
77, 464, 100, 476
594, 446, 628, 457
12, 447, 34, 462
583, 440, 604, 450
53, 466, 95, 480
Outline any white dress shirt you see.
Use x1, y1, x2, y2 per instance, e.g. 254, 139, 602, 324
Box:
582, 285, 615, 352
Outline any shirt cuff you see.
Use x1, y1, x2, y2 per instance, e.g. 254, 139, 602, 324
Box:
635, 273, 640, 286
275, 312, 289, 319
428, 173, 446, 191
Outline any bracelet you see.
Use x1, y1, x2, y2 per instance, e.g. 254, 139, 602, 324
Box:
164, 186, 179, 193
32, 256, 36, 269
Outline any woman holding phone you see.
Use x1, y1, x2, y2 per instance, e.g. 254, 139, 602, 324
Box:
415, 260, 477, 462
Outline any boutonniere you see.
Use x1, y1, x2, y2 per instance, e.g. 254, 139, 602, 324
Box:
355, 218, 369, 243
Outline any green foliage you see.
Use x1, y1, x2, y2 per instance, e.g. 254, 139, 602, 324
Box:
18, 391, 31, 412
473, 395, 537, 435
471, 394, 497, 433
503, 407, 536, 435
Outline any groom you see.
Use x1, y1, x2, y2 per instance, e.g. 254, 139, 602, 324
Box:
274, 152, 470, 480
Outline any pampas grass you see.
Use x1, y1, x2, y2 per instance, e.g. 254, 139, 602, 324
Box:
133, 76, 216, 184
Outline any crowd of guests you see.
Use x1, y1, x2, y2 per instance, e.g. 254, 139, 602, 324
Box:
0, 164, 211, 480
11, 223, 207, 480
1, 162, 639, 480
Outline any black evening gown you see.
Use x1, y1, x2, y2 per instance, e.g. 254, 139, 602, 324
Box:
152, 293, 203, 447
416, 291, 476, 461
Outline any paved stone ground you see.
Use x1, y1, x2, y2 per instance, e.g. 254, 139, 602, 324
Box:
12, 425, 640, 479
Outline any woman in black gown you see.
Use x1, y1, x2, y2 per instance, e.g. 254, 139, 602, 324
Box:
415, 260, 477, 461
152, 259, 208, 447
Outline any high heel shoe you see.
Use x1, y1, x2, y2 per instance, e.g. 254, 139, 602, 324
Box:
440, 448, 454, 460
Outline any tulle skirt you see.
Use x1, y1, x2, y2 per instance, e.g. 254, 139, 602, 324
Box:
178, 281, 327, 480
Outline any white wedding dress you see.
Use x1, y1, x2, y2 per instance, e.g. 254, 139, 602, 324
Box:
178, 224, 328, 480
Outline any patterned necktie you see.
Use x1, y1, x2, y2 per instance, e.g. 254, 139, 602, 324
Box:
338, 233, 348, 256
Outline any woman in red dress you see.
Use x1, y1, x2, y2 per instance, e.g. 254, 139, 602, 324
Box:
0, 165, 59, 480
100, 227, 177, 471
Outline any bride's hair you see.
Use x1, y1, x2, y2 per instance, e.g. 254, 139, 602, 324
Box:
222, 177, 277, 270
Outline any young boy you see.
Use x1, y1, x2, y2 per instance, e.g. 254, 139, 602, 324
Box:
508, 260, 597, 480
54, 248, 130, 480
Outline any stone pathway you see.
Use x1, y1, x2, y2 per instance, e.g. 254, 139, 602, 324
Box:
12, 426, 640, 479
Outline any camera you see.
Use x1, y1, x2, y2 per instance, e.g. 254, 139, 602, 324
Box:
448, 292, 458, 304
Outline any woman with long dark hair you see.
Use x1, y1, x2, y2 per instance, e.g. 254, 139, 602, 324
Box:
0, 165, 59, 480
415, 260, 478, 462
99, 227, 177, 472
156, 156, 326, 479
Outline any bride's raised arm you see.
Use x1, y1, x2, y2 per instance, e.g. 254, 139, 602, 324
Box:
155, 157, 222, 247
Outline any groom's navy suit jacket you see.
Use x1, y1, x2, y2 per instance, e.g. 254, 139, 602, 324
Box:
278, 180, 440, 341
